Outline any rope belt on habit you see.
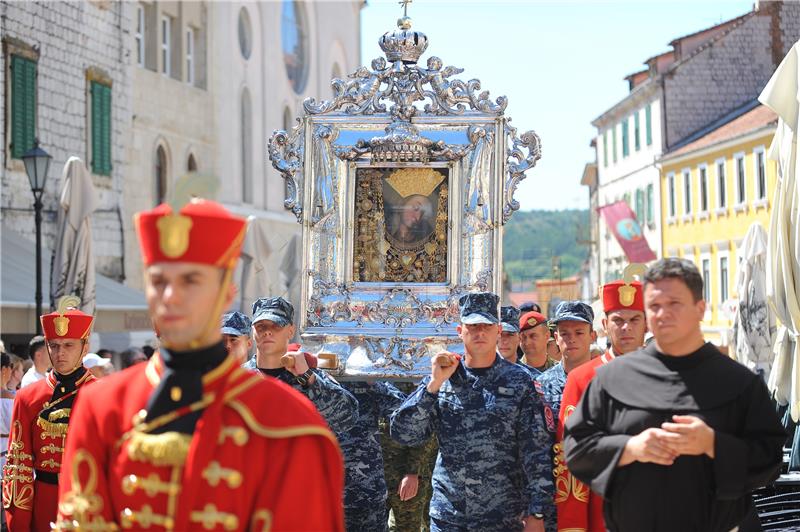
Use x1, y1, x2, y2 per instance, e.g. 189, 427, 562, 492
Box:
35, 470, 59, 485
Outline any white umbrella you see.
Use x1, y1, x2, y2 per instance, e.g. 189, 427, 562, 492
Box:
50, 157, 97, 315
732, 222, 775, 376
760, 40, 800, 421
237, 216, 270, 313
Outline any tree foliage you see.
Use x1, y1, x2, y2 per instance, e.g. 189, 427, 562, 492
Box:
503, 209, 590, 290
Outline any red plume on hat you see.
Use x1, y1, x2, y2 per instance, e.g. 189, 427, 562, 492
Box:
41, 295, 94, 340
135, 174, 247, 269
602, 263, 646, 313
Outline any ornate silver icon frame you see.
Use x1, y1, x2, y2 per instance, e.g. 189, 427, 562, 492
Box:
268, 15, 541, 379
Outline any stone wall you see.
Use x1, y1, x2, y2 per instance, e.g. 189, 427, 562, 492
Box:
0, 0, 131, 280
664, 1, 800, 148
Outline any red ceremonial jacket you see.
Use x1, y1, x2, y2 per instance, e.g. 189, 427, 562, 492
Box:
3, 370, 96, 531
54, 354, 345, 531
555, 350, 615, 532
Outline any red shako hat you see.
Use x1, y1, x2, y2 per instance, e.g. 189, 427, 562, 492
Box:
602, 280, 644, 313
41, 295, 94, 340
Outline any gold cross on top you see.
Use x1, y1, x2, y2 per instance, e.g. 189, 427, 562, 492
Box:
398, 0, 412, 17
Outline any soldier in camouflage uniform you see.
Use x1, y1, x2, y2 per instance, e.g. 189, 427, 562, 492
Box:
534, 300, 596, 532
390, 292, 553, 532
245, 296, 359, 433
336, 381, 407, 532
381, 381, 439, 532
220, 310, 253, 364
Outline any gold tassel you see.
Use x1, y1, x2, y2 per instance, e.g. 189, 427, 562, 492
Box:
48, 408, 71, 421
36, 417, 69, 436
126, 430, 192, 467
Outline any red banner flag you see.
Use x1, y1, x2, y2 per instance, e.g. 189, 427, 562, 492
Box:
598, 200, 657, 262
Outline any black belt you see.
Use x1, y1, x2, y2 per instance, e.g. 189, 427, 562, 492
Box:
35, 470, 59, 485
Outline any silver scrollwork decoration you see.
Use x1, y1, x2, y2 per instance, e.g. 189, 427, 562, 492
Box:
268, 122, 305, 222
503, 124, 542, 223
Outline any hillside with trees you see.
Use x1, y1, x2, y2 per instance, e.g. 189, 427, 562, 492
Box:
503, 209, 590, 291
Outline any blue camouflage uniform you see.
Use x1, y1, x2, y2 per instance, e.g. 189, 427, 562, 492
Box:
337, 381, 407, 532
533, 300, 595, 532
390, 292, 553, 532
534, 363, 567, 432
245, 297, 360, 434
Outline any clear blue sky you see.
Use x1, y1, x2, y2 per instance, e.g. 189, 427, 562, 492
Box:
360, 0, 754, 211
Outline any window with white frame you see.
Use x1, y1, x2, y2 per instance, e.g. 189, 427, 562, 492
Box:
734, 152, 746, 205
716, 159, 727, 209
682, 168, 692, 215
701, 256, 711, 303
754, 146, 766, 201
719, 253, 729, 305
161, 16, 171, 76
667, 172, 676, 218
135, 5, 145, 67
185, 27, 195, 85
698, 164, 709, 212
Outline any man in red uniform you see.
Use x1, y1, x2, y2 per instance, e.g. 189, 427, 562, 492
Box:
555, 276, 646, 531
3, 296, 96, 531
55, 189, 345, 531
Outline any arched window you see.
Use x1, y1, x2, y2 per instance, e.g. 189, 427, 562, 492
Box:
281, 0, 308, 93
282, 106, 293, 201
282, 106, 293, 133
241, 88, 253, 203
331, 64, 342, 97
187, 153, 197, 172
238, 8, 252, 60
155, 145, 167, 205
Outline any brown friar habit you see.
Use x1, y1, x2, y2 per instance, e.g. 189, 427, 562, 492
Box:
563, 342, 786, 532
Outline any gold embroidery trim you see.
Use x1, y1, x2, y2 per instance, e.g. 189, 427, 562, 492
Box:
190, 503, 239, 531
41, 443, 65, 454
202, 461, 242, 488
120, 504, 174, 530
251, 509, 273, 532
56, 449, 118, 530
3, 420, 34, 510
40, 458, 61, 469
227, 400, 339, 445
48, 408, 71, 421
126, 431, 192, 467
218, 426, 249, 446
37, 416, 69, 438
121, 473, 180, 497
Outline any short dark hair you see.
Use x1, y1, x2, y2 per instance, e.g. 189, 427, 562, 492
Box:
644, 258, 704, 302
96, 348, 115, 359
28, 335, 46, 358
1, 353, 9, 368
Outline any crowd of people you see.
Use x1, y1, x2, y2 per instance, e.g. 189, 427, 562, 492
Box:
0, 190, 787, 532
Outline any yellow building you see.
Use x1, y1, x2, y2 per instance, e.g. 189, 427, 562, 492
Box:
659, 102, 778, 342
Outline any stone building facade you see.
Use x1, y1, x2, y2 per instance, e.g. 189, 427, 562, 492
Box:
1, 0, 132, 281
586, 0, 800, 287
2, 1, 363, 328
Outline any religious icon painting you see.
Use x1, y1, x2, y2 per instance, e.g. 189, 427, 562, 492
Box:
353, 167, 449, 283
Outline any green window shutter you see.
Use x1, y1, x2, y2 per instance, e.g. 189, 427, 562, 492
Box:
645, 104, 652, 146
91, 82, 112, 175
634, 111, 640, 151
10, 55, 37, 159
603, 130, 608, 167
612, 126, 618, 163
646, 183, 654, 224
622, 119, 629, 157
635, 189, 644, 221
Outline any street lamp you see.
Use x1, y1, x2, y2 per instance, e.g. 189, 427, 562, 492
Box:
22, 139, 51, 334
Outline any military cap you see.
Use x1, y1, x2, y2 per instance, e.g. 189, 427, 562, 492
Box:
458, 292, 500, 325
519, 310, 548, 332
500, 306, 521, 333
519, 301, 542, 313
552, 300, 594, 325
252, 296, 294, 327
221, 311, 252, 336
